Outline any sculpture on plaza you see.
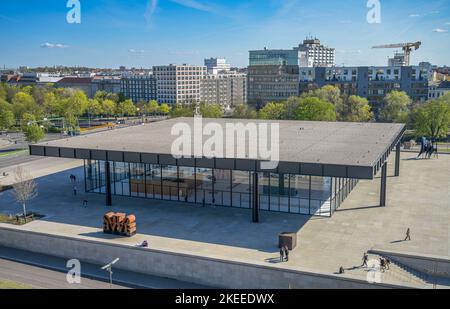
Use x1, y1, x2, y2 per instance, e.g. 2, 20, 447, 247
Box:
103, 212, 137, 237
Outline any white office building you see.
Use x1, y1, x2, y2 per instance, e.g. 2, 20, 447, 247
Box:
153, 64, 206, 105
298, 38, 335, 67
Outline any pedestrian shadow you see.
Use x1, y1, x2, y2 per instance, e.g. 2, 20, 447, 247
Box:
345, 266, 362, 271
264, 257, 284, 264
390, 239, 405, 244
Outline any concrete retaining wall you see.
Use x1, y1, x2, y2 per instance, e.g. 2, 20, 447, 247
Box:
371, 249, 450, 279
0, 226, 409, 289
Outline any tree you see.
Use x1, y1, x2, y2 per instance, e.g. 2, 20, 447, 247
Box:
158, 103, 171, 115
21, 113, 36, 129
87, 99, 103, 116
199, 103, 223, 118
102, 99, 117, 117
380, 91, 411, 123
12, 166, 38, 219
11, 91, 41, 120
308, 85, 343, 107
295, 97, 337, 121
259, 102, 286, 120
94, 91, 108, 102
170, 105, 194, 118
24, 124, 45, 143
283, 97, 301, 120
412, 99, 450, 140
117, 99, 137, 116
0, 83, 7, 101
42, 92, 61, 117
144, 100, 159, 115
64, 90, 89, 118
338, 95, 373, 122
0, 109, 15, 130
232, 104, 258, 119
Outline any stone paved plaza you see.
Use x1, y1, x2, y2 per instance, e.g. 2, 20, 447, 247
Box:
0, 153, 449, 287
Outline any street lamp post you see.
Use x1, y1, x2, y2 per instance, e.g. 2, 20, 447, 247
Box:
101, 258, 120, 288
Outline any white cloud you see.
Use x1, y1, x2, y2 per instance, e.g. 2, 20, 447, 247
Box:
409, 14, 420, 18
128, 49, 146, 54
433, 28, 448, 33
169, 0, 214, 12
40, 42, 69, 49
445, 22, 450, 25
145, 0, 158, 24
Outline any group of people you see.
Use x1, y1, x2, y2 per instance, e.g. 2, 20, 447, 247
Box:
417, 137, 438, 159
361, 252, 391, 272
279, 246, 290, 262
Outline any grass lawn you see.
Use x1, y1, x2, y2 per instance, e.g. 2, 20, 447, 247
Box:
0, 279, 34, 289
0, 213, 44, 225
0, 150, 27, 157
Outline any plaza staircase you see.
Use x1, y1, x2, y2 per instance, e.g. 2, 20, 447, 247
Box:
367, 253, 450, 289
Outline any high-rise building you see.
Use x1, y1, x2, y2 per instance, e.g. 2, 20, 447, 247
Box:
249, 38, 335, 68
120, 74, 157, 103
298, 38, 335, 67
153, 64, 206, 105
200, 72, 247, 109
204, 58, 231, 74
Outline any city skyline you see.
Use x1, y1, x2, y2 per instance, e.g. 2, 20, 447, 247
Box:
0, 0, 450, 69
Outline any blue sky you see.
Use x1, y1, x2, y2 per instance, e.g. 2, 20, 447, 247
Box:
0, 0, 449, 68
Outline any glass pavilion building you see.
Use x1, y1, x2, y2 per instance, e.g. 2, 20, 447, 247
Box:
30, 118, 405, 221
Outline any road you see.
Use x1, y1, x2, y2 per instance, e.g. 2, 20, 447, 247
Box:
0, 257, 129, 289
0, 246, 209, 289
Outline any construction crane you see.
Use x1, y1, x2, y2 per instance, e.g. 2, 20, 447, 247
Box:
372, 41, 422, 66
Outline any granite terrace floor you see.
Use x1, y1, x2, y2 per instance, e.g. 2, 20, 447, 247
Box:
0, 153, 449, 287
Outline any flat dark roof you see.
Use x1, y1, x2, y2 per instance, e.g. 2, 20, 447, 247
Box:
30, 118, 405, 180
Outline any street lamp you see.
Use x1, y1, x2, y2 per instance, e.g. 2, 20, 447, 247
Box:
101, 258, 120, 288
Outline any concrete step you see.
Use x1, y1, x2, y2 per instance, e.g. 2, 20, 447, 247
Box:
368, 254, 427, 286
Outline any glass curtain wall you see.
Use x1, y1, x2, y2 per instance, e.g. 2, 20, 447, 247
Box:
84, 160, 358, 217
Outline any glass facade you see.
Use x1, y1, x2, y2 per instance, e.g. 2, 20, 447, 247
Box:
84, 160, 358, 217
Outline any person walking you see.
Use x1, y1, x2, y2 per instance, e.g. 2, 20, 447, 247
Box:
284, 246, 289, 262
279, 247, 284, 262
362, 252, 369, 267
73, 185, 78, 196
405, 228, 411, 241
83, 200, 88, 208
380, 258, 386, 273
385, 257, 391, 270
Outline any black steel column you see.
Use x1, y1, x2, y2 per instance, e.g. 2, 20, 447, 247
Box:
105, 161, 112, 206
395, 142, 401, 177
252, 172, 259, 223
380, 163, 387, 207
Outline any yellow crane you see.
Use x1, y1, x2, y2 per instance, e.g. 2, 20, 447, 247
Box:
372, 41, 422, 66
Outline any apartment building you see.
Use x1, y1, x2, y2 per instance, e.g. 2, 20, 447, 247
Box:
200, 73, 247, 109
299, 64, 431, 118
120, 74, 157, 103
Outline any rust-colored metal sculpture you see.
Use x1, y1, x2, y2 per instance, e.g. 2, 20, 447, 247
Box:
103, 212, 137, 237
